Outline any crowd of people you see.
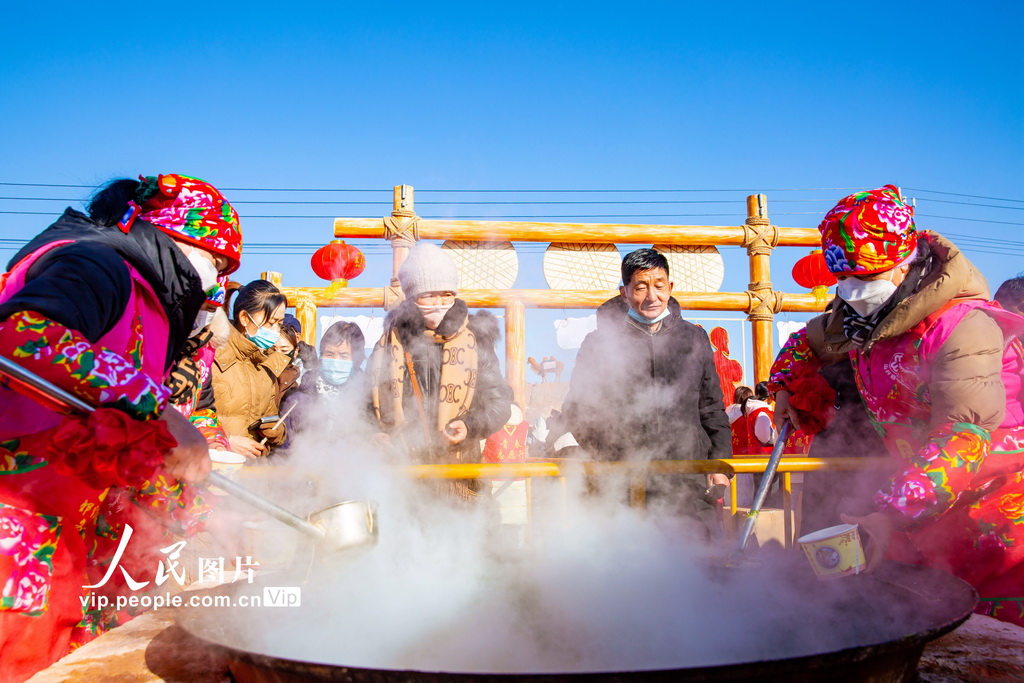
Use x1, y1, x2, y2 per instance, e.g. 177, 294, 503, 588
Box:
0, 178, 1021, 679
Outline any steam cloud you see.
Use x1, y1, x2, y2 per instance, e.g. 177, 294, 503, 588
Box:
189, 394, 921, 675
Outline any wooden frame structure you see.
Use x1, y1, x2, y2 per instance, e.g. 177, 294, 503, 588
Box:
264, 185, 828, 406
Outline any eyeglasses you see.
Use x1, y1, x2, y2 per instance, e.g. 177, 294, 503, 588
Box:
416, 292, 456, 305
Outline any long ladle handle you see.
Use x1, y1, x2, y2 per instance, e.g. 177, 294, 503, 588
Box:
207, 472, 325, 539
0, 355, 325, 540
0, 355, 95, 414
736, 420, 792, 553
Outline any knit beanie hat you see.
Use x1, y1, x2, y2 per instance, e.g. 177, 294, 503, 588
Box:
398, 243, 460, 300
819, 185, 917, 276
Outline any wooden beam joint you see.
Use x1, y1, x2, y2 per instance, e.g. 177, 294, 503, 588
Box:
383, 284, 405, 311
746, 281, 783, 321
741, 219, 779, 256
383, 212, 419, 247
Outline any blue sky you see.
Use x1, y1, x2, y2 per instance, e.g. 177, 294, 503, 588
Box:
2, 2, 1021, 376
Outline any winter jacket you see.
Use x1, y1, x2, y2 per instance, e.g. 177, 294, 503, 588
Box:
280, 368, 373, 451
769, 232, 1024, 624
211, 326, 291, 446
563, 296, 732, 463
370, 299, 513, 464
167, 328, 230, 449
4, 209, 204, 370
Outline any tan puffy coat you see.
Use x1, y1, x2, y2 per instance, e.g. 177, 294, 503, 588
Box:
804, 231, 1006, 431
212, 326, 291, 444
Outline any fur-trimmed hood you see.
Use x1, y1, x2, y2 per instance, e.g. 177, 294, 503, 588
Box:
384, 298, 501, 350
813, 231, 990, 354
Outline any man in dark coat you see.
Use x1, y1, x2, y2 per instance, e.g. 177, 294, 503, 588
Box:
561, 248, 732, 531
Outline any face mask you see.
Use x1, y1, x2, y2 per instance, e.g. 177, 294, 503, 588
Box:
245, 320, 280, 350
837, 273, 898, 317
627, 305, 671, 325
320, 357, 354, 386
416, 302, 454, 329
185, 247, 219, 292
192, 309, 214, 334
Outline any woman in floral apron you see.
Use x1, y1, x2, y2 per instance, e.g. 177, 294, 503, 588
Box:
0, 174, 242, 680
769, 185, 1024, 626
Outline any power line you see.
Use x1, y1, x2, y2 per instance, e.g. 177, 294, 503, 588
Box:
905, 187, 1024, 204
6, 197, 1024, 216
944, 231, 1024, 248
4, 208, 1023, 225
916, 198, 1024, 211
6, 195, 1024, 212
1, 181, 1021, 204
917, 213, 1024, 227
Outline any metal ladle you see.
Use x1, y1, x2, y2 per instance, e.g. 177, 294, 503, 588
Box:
0, 355, 378, 553
735, 420, 792, 553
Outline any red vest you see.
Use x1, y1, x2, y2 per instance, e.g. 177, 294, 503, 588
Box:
483, 421, 529, 463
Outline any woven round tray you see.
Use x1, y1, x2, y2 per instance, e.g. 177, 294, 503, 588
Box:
652, 244, 725, 292
542, 243, 621, 290
441, 240, 519, 289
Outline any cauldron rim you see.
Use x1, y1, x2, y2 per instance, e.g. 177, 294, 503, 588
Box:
176, 561, 978, 682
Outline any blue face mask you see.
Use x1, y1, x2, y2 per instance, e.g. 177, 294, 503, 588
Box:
627, 305, 671, 325
321, 357, 354, 386
247, 325, 280, 350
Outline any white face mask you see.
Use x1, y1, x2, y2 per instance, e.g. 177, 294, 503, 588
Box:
837, 272, 898, 317
191, 309, 214, 334
416, 302, 454, 329
185, 247, 219, 292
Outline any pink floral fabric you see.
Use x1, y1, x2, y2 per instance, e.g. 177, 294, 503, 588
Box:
771, 301, 1024, 625
0, 311, 170, 429
0, 502, 61, 614
819, 185, 918, 275
137, 174, 242, 274
132, 473, 212, 538
767, 328, 835, 435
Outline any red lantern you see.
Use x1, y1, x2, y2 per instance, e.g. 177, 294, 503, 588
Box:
792, 249, 836, 304
792, 249, 837, 288
311, 240, 366, 286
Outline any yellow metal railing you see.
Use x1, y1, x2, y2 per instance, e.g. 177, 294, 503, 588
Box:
401, 458, 895, 548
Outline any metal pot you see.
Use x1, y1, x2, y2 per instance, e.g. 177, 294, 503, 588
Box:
178, 561, 977, 682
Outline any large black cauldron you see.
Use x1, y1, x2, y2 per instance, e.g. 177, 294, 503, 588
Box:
178, 561, 976, 683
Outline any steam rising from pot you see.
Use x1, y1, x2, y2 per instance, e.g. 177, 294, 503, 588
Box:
196, 398, 926, 675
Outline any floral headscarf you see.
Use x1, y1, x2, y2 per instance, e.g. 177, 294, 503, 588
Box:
205, 275, 228, 308
136, 174, 242, 274
819, 185, 917, 275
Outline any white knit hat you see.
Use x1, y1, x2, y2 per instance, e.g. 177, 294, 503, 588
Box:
398, 243, 460, 300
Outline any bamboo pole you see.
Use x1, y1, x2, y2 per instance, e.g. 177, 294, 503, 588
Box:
263, 271, 318, 345
294, 300, 317, 346
505, 300, 527, 406
744, 194, 777, 384
337, 217, 820, 247
278, 287, 826, 313
390, 185, 415, 281
399, 457, 894, 479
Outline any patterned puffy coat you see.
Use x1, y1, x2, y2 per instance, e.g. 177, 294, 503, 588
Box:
769, 232, 1024, 625
0, 211, 211, 680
